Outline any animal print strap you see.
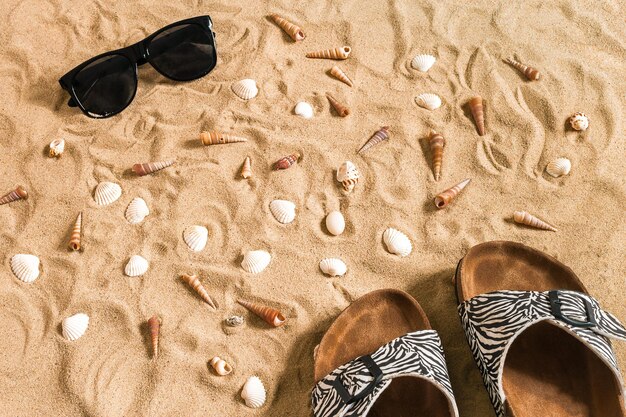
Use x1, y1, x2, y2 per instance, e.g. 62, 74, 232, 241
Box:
311, 330, 459, 417
458, 290, 626, 417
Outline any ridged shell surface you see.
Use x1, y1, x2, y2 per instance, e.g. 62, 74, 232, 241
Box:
411, 54, 436, 72
125, 197, 149, 224
62, 313, 89, 341
10, 254, 40, 283
232, 79, 258, 100
415, 93, 442, 110
319, 258, 347, 277
184, 225, 208, 252
383, 228, 412, 257
294, 101, 314, 119
269, 200, 296, 224
94, 182, 121, 206
125, 255, 149, 277
325, 211, 345, 236
241, 250, 271, 274
241, 376, 267, 408
546, 158, 571, 178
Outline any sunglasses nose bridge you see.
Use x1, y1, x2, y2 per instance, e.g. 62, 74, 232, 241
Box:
132, 42, 149, 66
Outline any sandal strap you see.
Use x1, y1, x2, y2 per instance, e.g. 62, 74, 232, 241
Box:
311, 330, 459, 417
458, 290, 626, 417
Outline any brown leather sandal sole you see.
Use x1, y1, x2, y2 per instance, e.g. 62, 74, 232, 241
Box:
314, 289, 453, 417
455, 241, 625, 417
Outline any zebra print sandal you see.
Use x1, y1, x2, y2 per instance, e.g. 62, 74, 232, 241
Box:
311, 289, 459, 417
455, 241, 626, 417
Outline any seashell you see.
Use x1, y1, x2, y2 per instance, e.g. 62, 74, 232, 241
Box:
49, 139, 65, 157
319, 258, 347, 277
68, 212, 83, 251
326, 93, 350, 117
200, 131, 248, 145
569, 112, 589, 131
273, 152, 301, 170
306, 46, 351, 60
336, 161, 360, 193
269, 199, 296, 224
132, 160, 175, 176
383, 228, 412, 257
294, 101, 314, 119
225, 315, 244, 327
62, 313, 89, 341
10, 254, 41, 283
180, 273, 217, 309
269, 14, 305, 41
183, 225, 208, 252
504, 58, 540, 81
357, 126, 390, 154
0, 185, 28, 205
429, 131, 446, 181
411, 54, 437, 72
513, 211, 557, 232
238, 299, 285, 327
147, 315, 160, 359
325, 211, 345, 236
241, 250, 271, 274
415, 93, 442, 110
329, 65, 353, 87
124, 255, 149, 277
241, 156, 252, 179
546, 157, 571, 178
469, 96, 485, 136
434, 178, 471, 209
210, 356, 233, 376
241, 376, 267, 408
231, 79, 258, 100
125, 197, 149, 224
93, 182, 121, 206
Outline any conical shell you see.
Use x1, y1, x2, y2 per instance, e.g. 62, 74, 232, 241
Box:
10, 254, 40, 283
125, 255, 149, 277
329, 65, 353, 87
200, 131, 248, 146
238, 299, 285, 327
49, 139, 65, 157
125, 197, 149, 224
415, 93, 442, 110
273, 153, 300, 170
180, 273, 217, 309
241, 156, 252, 179
383, 228, 412, 257
93, 182, 121, 206
231, 79, 258, 100
546, 158, 571, 178
325, 211, 345, 236
358, 126, 390, 154
62, 313, 89, 341
326, 94, 350, 117
0, 186, 28, 205
68, 212, 83, 251
147, 315, 160, 359
183, 225, 208, 252
569, 112, 589, 131
294, 101, 314, 119
429, 131, 446, 181
132, 160, 175, 176
269, 14, 305, 41
210, 356, 233, 376
241, 376, 267, 408
319, 258, 347, 277
411, 54, 436, 72
469, 96, 485, 136
434, 178, 471, 209
241, 250, 271, 274
269, 200, 296, 224
513, 211, 557, 232
336, 161, 360, 193
306, 46, 351, 60
504, 58, 540, 81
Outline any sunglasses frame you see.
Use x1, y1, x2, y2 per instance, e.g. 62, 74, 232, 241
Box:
59, 15, 217, 118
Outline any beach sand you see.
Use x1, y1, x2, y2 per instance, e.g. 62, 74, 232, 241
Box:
0, 0, 624, 415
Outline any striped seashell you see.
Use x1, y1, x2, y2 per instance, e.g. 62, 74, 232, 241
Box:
336, 161, 360, 193
546, 158, 571, 178
358, 126, 390, 154
429, 131, 446, 181
294, 101, 314, 119
241, 250, 271, 274
306, 46, 351, 60
132, 160, 175, 176
180, 273, 217, 309
241, 156, 252, 179
0, 185, 28, 205
469, 96, 485, 136
434, 178, 471, 209
68, 212, 83, 251
147, 315, 160, 359
319, 258, 347, 277
62, 313, 89, 341
200, 131, 248, 146
49, 139, 65, 157
225, 315, 244, 327
241, 376, 267, 408
415, 93, 442, 110
326, 94, 350, 117
513, 211, 557, 232
269, 199, 296, 224
569, 112, 589, 131
93, 182, 121, 206
237, 299, 285, 327
273, 152, 301, 170
411, 54, 436, 72
325, 211, 345, 236
125, 197, 149, 224
269, 14, 305, 41
231, 79, 258, 100
124, 255, 149, 277
329, 65, 353, 87
504, 57, 540, 81
183, 225, 208, 252
210, 356, 233, 376
383, 228, 412, 257
10, 254, 40, 283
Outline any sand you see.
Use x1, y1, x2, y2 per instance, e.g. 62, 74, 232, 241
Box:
0, 0, 624, 415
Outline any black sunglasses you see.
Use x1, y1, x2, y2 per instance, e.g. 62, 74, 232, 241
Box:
59, 16, 217, 118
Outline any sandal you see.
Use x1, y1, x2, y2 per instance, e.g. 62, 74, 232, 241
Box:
311, 289, 459, 417
455, 241, 626, 417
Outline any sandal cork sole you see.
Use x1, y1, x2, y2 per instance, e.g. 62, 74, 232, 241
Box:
456, 241, 626, 417
314, 289, 454, 417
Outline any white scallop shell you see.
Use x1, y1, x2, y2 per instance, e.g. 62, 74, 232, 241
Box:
124, 255, 149, 277
411, 54, 436, 72
319, 258, 347, 277
325, 211, 345, 236
62, 313, 89, 341
383, 228, 412, 257
184, 225, 208, 252
294, 101, 314, 119
10, 254, 41, 283
269, 200, 296, 224
94, 182, 122, 206
49, 139, 65, 157
241, 376, 266, 408
125, 197, 149, 224
241, 250, 271, 274
232, 79, 258, 100
570, 113, 589, 131
336, 161, 360, 182
546, 158, 571, 178
415, 93, 442, 110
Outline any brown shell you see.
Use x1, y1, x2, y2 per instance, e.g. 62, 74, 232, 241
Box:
0, 186, 28, 205
326, 94, 350, 117
434, 178, 471, 209
68, 212, 83, 251
241, 156, 252, 179
469, 96, 485, 136
429, 131, 446, 181
269, 14, 305, 41
306, 46, 351, 60
357, 126, 390, 154
329, 65, 353, 87
273, 153, 301, 170
504, 58, 540, 81
513, 211, 557, 232
147, 315, 160, 359
237, 299, 286, 327
132, 160, 175, 176
199, 131, 248, 146
180, 273, 217, 309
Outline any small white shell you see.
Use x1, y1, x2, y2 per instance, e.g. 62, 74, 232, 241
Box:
415, 93, 442, 110
336, 161, 360, 182
319, 258, 347, 277
325, 211, 345, 236
210, 356, 233, 376
411, 54, 436, 72
241, 250, 271, 274
294, 101, 314, 119
383, 228, 412, 257
241, 376, 267, 408
10, 254, 41, 283
62, 313, 89, 341
125, 197, 149, 224
269, 200, 296, 224
232, 79, 258, 100
124, 255, 149, 277
94, 182, 122, 206
49, 139, 65, 157
570, 112, 589, 131
184, 225, 208, 252
546, 158, 571, 178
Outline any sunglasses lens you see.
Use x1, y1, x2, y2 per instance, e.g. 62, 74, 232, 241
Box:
148, 23, 216, 80
72, 54, 136, 117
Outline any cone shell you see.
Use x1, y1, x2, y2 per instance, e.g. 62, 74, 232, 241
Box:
383, 228, 412, 257
210, 356, 233, 376
273, 153, 300, 170
93, 182, 122, 206
411, 54, 436, 72
125, 255, 149, 277
241, 250, 271, 274
225, 315, 244, 327
0, 185, 28, 205
269, 14, 305, 41
569, 112, 589, 131
336, 161, 360, 193
180, 273, 217, 309
10, 254, 41, 283
306, 46, 351, 60
231, 79, 258, 100
62, 313, 89, 341
49, 139, 65, 157
183, 225, 208, 252
269, 199, 296, 224
329, 65, 353, 87
238, 299, 285, 327
200, 131, 248, 146
415, 93, 442, 110
325, 211, 345, 236
319, 258, 347, 277
132, 160, 175, 176
504, 58, 540, 81
469, 96, 485, 136
429, 131, 446, 181
147, 315, 160, 359
326, 94, 350, 117
434, 178, 471, 209
546, 158, 571, 178
68, 212, 83, 251
358, 126, 389, 154
294, 101, 314, 119
241, 156, 252, 179
125, 197, 149, 224
513, 211, 557, 232
241, 376, 267, 408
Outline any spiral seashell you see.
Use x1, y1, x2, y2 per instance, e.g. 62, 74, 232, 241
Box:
329, 65, 353, 87
569, 112, 589, 131
237, 299, 285, 327
183, 225, 208, 252
10, 254, 40, 283
147, 315, 160, 359
336, 161, 360, 193
358, 126, 390, 154
68, 212, 83, 251
434, 178, 471, 209
294, 101, 314, 119
306, 46, 351, 60
124, 255, 149, 277
62, 313, 89, 341
93, 182, 121, 206
180, 273, 217, 309
469, 96, 485, 136
513, 211, 557, 232
241, 250, 271, 274
429, 131, 446, 181
273, 152, 301, 170
411, 54, 436, 72
546, 157, 571, 178
0, 185, 28, 205
225, 315, 244, 327
269, 199, 296, 224
210, 356, 233, 376
326, 93, 350, 117
325, 211, 345, 236
200, 131, 248, 146
269, 14, 305, 41
241, 156, 252, 179
125, 197, 149, 224
415, 93, 442, 110
504, 57, 540, 81
231, 79, 258, 100
49, 139, 65, 157
383, 228, 412, 257
132, 160, 175, 176
241, 376, 267, 408
319, 258, 347, 277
